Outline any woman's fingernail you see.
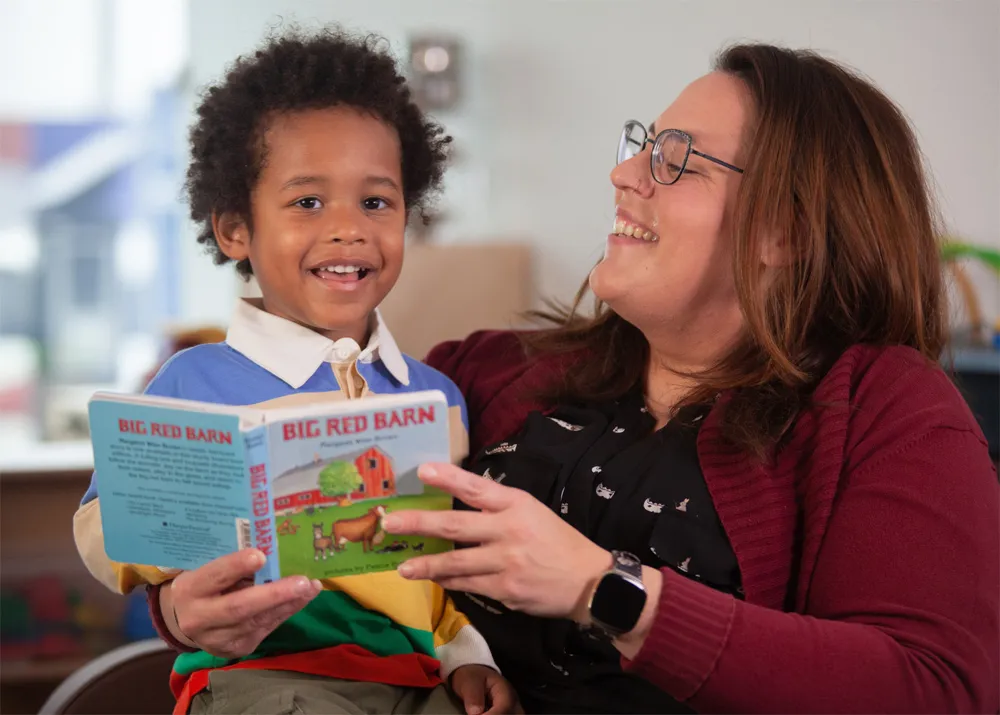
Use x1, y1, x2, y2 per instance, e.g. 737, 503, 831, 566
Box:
250, 550, 265, 567
296, 577, 313, 594
468, 707, 483, 715
382, 515, 400, 532
310, 579, 323, 592
397, 562, 415, 578
418, 464, 438, 480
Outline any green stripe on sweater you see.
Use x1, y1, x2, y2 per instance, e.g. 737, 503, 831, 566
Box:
172, 590, 436, 676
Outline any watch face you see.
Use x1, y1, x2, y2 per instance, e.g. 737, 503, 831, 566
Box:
591, 572, 647, 633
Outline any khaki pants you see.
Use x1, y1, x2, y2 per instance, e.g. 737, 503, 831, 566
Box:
189, 669, 464, 715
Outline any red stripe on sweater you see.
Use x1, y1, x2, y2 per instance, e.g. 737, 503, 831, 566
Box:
169, 645, 441, 715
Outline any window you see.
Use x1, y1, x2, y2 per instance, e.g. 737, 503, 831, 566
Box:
358, 483, 365, 493
368, 458, 378, 470
382, 479, 390, 490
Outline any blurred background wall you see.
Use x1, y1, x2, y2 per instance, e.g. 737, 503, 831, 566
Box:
1, 0, 998, 453
0, 2, 997, 710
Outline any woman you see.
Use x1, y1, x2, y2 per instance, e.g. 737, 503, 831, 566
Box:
382, 44, 1000, 713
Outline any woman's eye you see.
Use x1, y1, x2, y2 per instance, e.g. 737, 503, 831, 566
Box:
363, 197, 389, 211
295, 197, 322, 210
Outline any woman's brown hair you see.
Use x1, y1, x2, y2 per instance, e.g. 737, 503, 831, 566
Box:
523, 43, 947, 460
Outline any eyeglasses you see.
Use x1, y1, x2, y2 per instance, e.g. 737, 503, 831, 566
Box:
616, 120, 744, 185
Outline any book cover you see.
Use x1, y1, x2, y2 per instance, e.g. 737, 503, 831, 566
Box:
89, 391, 453, 584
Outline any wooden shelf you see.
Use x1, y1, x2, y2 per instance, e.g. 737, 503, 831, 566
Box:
0, 657, 91, 684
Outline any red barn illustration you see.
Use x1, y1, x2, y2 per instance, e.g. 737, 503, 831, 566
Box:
272, 446, 396, 513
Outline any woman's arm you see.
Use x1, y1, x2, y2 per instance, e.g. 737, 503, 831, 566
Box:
389, 427, 999, 713
622, 426, 999, 713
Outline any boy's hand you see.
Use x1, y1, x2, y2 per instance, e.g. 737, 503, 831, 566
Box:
164, 549, 322, 658
449, 664, 521, 715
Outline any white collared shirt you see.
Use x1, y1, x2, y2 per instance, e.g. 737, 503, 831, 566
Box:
225, 298, 410, 389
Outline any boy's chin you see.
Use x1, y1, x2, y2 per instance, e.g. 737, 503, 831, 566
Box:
306, 305, 377, 339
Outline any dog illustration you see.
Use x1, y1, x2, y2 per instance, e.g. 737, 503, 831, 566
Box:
277, 519, 299, 535
374, 540, 409, 554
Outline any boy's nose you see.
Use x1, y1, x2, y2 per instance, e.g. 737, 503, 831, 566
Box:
326, 207, 367, 244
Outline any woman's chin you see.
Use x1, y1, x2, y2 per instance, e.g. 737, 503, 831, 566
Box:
589, 262, 632, 306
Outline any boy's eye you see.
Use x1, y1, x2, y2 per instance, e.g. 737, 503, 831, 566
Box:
362, 197, 389, 211
295, 197, 322, 210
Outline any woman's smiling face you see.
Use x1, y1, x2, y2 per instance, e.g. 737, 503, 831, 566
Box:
591, 72, 750, 346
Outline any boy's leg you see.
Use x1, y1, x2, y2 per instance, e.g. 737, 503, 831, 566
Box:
187, 670, 464, 715
188, 670, 363, 715
392, 684, 466, 715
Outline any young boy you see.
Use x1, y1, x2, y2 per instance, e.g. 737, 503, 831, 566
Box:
73, 28, 517, 715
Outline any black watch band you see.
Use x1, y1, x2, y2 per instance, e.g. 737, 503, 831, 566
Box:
586, 550, 647, 638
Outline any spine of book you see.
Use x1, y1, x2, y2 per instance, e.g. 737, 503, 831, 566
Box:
243, 424, 280, 585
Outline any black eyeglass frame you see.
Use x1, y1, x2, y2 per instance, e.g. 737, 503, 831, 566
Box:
618, 119, 744, 185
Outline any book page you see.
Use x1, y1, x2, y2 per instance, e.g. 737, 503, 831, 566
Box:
90, 398, 252, 570
265, 390, 453, 579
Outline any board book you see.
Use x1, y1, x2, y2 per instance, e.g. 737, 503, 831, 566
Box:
88, 390, 453, 584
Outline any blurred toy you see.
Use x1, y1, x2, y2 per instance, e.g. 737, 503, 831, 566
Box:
941, 239, 1000, 347
122, 590, 157, 641
0, 577, 84, 661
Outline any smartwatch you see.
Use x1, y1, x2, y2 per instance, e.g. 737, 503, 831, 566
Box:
586, 550, 647, 638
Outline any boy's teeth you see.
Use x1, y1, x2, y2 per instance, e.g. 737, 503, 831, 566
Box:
321, 265, 360, 273
612, 219, 658, 242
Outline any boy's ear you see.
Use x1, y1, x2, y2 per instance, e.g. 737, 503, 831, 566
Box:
212, 211, 250, 261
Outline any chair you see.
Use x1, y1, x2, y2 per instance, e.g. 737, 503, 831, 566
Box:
39, 639, 176, 715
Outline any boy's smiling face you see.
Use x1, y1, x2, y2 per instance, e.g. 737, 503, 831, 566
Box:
215, 106, 406, 343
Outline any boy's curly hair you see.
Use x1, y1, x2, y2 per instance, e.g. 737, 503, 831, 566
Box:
185, 26, 451, 278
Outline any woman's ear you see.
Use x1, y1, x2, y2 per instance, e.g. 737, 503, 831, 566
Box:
760, 231, 794, 267
213, 212, 250, 262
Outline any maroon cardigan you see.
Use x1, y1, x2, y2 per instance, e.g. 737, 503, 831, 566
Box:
425, 331, 1000, 713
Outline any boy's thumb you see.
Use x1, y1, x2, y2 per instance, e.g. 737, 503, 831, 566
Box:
453, 675, 486, 715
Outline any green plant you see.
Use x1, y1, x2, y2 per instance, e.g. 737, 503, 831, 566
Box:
940, 239, 1000, 344
940, 240, 1000, 274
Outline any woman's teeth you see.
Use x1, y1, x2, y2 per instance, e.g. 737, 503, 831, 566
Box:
612, 220, 658, 242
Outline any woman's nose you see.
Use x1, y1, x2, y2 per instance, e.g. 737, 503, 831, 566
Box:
610, 153, 654, 199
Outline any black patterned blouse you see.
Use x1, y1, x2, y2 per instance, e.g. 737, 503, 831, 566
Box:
452, 391, 742, 714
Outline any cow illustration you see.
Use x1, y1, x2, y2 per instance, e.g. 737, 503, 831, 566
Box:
332, 505, 387, 553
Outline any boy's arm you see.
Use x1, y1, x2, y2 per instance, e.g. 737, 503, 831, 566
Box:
432, 586, 500, 680
430, 375, 498, 677
73, 501, 176, 593
74, 360, 185, 594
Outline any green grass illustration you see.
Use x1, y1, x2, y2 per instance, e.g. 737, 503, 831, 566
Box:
275, 494, 453, 579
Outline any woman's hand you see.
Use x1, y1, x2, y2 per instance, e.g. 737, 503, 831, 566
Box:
383, 463, 612, 622
162, 549, 322, 658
